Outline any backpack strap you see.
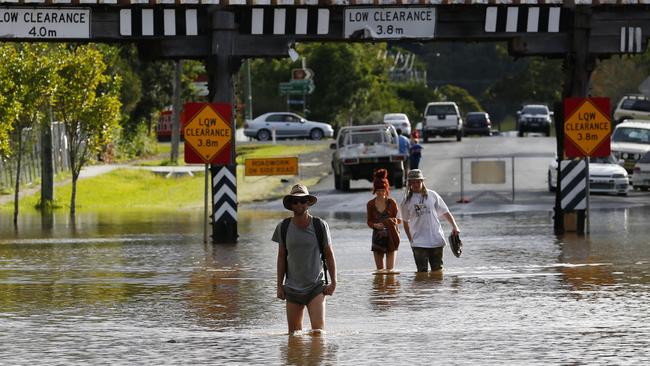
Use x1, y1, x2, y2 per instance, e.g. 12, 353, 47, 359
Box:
280, 217, 291, 249
312, 217, 329, 285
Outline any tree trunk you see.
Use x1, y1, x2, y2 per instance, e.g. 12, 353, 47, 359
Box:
13, 130, 22, 228
41, 115, 54, 209
70, 172, 78, 217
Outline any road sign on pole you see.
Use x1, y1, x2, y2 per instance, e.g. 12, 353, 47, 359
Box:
563, 97, 611, 158
279, 79, 315, 95
183, 103, 233, 164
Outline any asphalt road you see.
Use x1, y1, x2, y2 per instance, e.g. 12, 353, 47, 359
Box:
250, 132, 650, 215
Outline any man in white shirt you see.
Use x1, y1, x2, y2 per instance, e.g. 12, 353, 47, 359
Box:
400, 169, 460, 272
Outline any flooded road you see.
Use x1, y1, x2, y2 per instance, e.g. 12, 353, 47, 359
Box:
1, 207, 649, 364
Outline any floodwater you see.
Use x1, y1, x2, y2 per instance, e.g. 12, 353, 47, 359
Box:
1, 206, 649, 365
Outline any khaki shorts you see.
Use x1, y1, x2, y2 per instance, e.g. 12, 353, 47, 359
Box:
284, 282, 326, 305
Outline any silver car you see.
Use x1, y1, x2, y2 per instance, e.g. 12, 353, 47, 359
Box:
548, 154, 629, 196
383, 113, 411, 136
243, 112, 334, 141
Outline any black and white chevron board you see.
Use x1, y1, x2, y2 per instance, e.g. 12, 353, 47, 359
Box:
212, 165, 237, 242
560, 159, 587, 211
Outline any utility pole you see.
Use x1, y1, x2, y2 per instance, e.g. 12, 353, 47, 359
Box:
171, 60, 182, 164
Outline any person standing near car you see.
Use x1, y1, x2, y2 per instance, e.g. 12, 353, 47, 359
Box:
396, 128, 411, 171
273, 184, 337, 334
409, 136, 423, 170
400, 169, 460, 272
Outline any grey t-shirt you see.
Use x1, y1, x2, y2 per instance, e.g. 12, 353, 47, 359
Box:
272, 218, 332, 292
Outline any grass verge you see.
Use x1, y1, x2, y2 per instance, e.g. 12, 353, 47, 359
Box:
1, 142, 330, 213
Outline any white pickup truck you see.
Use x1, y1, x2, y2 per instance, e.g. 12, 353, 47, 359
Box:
422, 101, 463, 142
330, 124, 406, 191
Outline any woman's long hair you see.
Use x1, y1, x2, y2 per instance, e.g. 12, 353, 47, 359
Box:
405, 181, 428, 202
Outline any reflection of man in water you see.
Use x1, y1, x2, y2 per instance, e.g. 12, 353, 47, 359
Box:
273, 184, 337, 334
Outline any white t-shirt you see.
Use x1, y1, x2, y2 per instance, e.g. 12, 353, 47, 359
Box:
400, 189, 449, 248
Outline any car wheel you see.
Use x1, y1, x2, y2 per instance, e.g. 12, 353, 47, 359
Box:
310, 128, 324, 140
456, 131, 462, 142
423, 134, 429, 143
642, 186, 649, 192
548, 171, 555, 192
518, 128, 525, 138
257, 129, 271, 141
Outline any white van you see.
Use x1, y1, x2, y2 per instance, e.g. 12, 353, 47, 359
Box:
611, 120, 650, 173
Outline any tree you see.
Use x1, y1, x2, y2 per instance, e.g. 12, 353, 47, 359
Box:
51, 44, 122, 217
0, 44, 56, 226
438, 84, 483, 116
0, 45, 21, 157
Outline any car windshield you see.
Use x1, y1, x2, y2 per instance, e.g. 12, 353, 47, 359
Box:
612, 127, 650, 144
639, 151, 650, 163
426, 105, 456, 115
522, 106, 548, 115
466, 114, 486, 122
590, 155, 617, 164
384, 115, 406, 121
342, 129, 392, 146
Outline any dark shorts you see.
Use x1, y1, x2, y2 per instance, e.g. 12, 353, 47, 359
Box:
284, 282, 326, 305
412, 247, 444, 272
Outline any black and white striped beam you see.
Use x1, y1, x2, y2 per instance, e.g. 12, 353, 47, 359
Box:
560, 160, 587, 211
485, 6, 561, 33
240, 8, 330, 35
119, 8, 198, 37
620, 26, 643, 53
212, 165, 237, 224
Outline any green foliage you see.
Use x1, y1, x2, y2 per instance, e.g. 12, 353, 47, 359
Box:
438, 84, 483, 116
591, 55, 646, 113
0, 45, 21, 156
113, 123, 158, 161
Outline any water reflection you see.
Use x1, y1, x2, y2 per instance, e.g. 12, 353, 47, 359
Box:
1, 207, 650, 364
282, 333, 337, 366
370, 274, 401, 311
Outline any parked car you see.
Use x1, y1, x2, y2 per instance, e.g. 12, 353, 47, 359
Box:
632, 151, 650, 191
383, 113, 411, 136
611, 120, 650, 173
613, 94, 650, 124
243, 112, 334, 141
463, 112, 492, 136
422, 101, 463, 142
548, 154, 629, 196
517, 104, 553, 137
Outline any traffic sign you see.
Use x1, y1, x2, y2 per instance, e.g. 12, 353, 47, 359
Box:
564, 97, 611, 158
279, 79, 315, 95
183, 103, 232, 164
344, 7, 436, 40
292, 68, 313, 80
244, 157, 299, 176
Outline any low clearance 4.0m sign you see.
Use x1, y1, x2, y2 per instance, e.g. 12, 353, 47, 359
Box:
563, 97, 611, 158
183, 103, 232, 164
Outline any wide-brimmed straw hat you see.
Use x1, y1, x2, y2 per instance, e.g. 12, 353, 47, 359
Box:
407, 169, 425, 181
282, 184, 317, 210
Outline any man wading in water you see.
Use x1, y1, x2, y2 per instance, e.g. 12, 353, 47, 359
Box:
273, 184, 337, 334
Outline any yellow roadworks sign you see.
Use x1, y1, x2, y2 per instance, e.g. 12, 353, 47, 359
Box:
245, 157, 299, 176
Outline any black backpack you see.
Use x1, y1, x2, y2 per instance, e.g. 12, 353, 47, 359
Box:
280, 217, 328, 284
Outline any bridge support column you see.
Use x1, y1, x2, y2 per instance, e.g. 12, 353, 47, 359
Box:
554, 6, 595, 235
208, 10, 240, 243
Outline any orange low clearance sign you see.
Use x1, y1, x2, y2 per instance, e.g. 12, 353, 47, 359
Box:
183, 102, 232, 164
563, 97, 611, 158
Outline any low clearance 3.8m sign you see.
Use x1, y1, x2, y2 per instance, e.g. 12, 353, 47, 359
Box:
563, 97, 611, 158
183, 103, 232, 164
